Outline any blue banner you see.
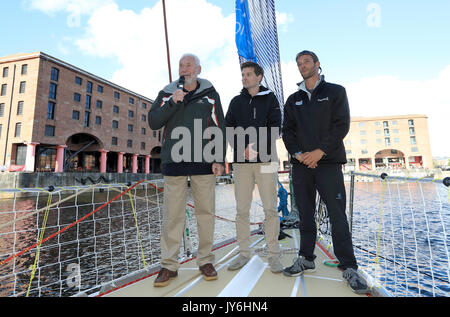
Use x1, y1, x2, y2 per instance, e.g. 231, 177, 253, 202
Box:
235, 0, 257, 62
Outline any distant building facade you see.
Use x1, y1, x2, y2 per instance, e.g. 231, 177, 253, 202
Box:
344, 115, 433, 171
0, 52, 162, 173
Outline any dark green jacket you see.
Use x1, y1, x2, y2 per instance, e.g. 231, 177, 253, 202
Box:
148, 78, 226, 176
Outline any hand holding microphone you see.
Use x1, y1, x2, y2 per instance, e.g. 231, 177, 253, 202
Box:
173, 76, 187, 104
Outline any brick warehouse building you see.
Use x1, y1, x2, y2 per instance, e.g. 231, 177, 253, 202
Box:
0, 52, 162, 173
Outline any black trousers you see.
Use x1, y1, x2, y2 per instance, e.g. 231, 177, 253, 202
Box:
292, 163, 358, 270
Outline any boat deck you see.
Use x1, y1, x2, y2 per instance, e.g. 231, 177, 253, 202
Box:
100, 229, 370, 297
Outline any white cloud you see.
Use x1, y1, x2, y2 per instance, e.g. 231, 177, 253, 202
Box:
276, 11, 294, 33
280, 61, 450, 157
345, 66, 450, 157
25, 0, 115, 15
73, 0, 242, 111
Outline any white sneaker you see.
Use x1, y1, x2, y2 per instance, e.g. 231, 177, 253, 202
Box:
228, 255, 250, 271
268, 257, 283, 273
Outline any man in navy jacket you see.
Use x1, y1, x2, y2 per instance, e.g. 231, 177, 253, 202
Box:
225, 61, 283, 273
282, 51, 369, 294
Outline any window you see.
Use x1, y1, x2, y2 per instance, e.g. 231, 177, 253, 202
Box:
114, 91, 120, 99
17, 101, 24, 115
75, 76, 82, 85
87, 81, 93, 94
74, 93, 81, 102
345, 150, 352, 154
411, 147, 419, 152
1, 84, 7, 96
113, 105, 119, 114
375, 121, 381, 126
2, 67, 8, 77
141, 127, 146, 135
19, 81, 26, 94
112, 137, 118, 146
141, 114, 146, 122
45, 125, 55, 136
392, 120, 398, 125
393, 129, 399, 134
142, 102, 147, 109
72, 110, 80, 120
0, 84, 8, 96
129, 97, 134, 104
360, 130, 366, 135
95, 116, 102, 125
394, 138, 400, 143
96, 100, 102, 108
51, 68, 59, 81
344, 140, 351, 145
15, 123, 21, 137
408, 119, 414, 126
85, 95, 91, 110
97, 85, 104, 93
361, 139, 367, 145
410, 136, 417, 145
384, 128, 389, 136
47, 101, 55, 119
21, 64, 28, 75
385, 137, 390, 146
112, 120, 119, 129
153, 131, 157, 137
383, 121, 389, 128
49, 83, 57, 99
361, 149, 368, 154
84, 111, 90, 127
141, 142, 146, 150
376, 139, 382, 144
358, 122, 365, 127
0, 124, 2, 138
127, 140, 133, 148
375, 130, 381, 134
128, 124, 133, 132
0, 103, 4, 116
409, 127, 415, 135
128, 110, 134, 118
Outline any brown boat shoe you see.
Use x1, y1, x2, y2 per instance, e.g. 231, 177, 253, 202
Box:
199, 263, 218, 281
153, 268, 178, 287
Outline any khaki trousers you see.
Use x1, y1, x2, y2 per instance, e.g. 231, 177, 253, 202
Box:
160, 174, 216, 271
233, 163, 280, 258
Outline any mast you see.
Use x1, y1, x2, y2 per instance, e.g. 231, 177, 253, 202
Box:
162, 0, 172, 83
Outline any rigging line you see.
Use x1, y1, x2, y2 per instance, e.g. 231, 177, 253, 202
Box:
0, 180, 146, 266
0, 184, 99, 231
127, 188, 147, 268
26, 191, 52, 297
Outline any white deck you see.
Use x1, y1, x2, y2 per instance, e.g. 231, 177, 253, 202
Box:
100, 229, 370, 297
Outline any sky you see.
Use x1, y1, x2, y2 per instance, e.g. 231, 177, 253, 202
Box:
1, 0, 449, 157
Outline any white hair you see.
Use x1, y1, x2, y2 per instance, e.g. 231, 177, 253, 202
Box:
180, 53, 200, 66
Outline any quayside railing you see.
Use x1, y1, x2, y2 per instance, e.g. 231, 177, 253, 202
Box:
0, 179, 264, 297
0, 171, 448, 297
316, 172, 449, 297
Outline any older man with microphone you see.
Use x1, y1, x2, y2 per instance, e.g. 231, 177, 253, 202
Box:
148, 53, 226, 287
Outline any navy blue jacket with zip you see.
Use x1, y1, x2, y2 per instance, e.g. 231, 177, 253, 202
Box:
225, 86, 281, 163
282, 77, 350, 165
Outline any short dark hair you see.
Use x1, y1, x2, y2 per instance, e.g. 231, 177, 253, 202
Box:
240, 61, 264, 78
296, 50, 319, 63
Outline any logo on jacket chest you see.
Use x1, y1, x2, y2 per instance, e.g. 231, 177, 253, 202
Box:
295, 100, 303, 106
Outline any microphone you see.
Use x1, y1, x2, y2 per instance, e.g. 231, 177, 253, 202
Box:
177, 76, 185, 90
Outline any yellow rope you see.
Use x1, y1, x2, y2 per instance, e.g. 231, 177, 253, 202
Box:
127, 189, 147, 268
374, 177, 387, 288
26, 191, 53, 297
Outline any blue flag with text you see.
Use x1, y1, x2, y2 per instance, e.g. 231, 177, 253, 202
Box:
235, 0, 257, 62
